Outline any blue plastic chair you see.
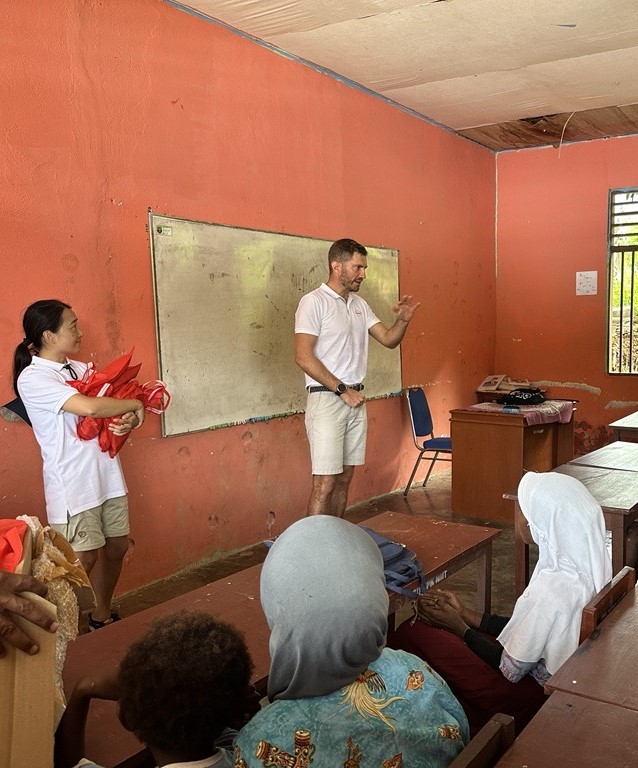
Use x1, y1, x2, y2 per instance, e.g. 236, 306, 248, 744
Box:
403, 387, 452, 495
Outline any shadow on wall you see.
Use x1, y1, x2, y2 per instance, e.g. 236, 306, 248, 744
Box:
574, 421, 614, 456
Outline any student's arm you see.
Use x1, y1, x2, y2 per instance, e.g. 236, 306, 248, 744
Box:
0, 572, 58, 656
54, 669, 120, 768
62, 394, 145, 427
294, 333, 365, 408
368, 295, 420, 349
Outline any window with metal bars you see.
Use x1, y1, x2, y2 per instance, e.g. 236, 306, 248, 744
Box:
608, 188, 638, 374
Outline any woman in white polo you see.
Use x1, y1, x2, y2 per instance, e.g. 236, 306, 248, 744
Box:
13, 299, 145, 630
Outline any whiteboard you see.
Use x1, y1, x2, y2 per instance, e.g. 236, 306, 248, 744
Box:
150, 214, 401, 436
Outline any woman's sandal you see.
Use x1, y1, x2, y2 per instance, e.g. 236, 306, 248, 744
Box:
88, 611, 122, 631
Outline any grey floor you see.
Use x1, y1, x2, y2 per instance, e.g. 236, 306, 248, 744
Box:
115, 471, 533, 621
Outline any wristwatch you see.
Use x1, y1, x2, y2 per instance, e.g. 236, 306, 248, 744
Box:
335, 382, 347, 396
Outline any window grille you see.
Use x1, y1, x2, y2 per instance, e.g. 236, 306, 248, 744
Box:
608, 188, 638, 374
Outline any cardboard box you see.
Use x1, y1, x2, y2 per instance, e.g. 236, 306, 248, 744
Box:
0, 526, 57, 768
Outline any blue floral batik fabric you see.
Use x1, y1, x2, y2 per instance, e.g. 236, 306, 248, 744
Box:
234, 648, 469, 768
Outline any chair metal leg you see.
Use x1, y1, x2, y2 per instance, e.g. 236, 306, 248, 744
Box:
403, 450, 425, 496
422, 451, 440, 487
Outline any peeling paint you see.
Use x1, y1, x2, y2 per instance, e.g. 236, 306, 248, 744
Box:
534, 380, 601, 395
605, 400, 638, 409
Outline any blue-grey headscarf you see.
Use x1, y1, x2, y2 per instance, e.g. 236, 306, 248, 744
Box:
261, 515, 388, 700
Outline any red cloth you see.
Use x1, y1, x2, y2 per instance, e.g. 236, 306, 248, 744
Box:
388, 620, 547, 736
68, 349, 171, 457
0, 519, 28, 573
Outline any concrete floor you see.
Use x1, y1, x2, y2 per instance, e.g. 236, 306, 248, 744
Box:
114, 471, 533, 622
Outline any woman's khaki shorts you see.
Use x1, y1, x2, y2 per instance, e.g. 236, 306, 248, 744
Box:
51, 496, 130, 552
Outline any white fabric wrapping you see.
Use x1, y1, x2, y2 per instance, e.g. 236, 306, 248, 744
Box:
498, 471, 612, 674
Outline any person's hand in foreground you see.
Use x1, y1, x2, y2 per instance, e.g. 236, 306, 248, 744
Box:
0, 570, 58, 657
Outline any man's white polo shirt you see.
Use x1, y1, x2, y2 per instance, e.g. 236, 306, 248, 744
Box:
295, 283, 380, 388
18, 357, 127, 525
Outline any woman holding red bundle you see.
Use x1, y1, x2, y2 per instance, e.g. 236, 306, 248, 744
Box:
13, 299, 145, 630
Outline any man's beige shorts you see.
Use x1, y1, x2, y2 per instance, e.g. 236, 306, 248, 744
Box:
51, 496, 130, 552
305, 392, 367, 475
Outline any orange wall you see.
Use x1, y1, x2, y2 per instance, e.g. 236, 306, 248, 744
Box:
0, 0, 495, 591
496, 135, 638, 452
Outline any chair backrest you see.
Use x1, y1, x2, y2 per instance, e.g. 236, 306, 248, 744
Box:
579, 565, 636, 644
448, 713, 515, 768
405, 387, 434, 441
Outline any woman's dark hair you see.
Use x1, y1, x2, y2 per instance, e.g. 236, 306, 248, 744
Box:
118, 611, 253, 759
12, 299, 70, 395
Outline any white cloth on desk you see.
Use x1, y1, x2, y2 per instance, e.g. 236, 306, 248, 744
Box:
498, 471, 612, 674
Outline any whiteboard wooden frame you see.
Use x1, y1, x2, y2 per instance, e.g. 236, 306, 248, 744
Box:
149, 212, 401, 436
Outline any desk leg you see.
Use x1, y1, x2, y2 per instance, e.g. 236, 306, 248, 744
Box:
475, 542, 492, 614
608, 516, 627, 576
515, 501, 530, 597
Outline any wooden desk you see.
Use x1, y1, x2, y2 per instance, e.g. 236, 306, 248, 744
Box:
545, 585, 638, 711
570, 440, 638, 471
63, 512, 500, 767
494, 691, 638, 767
368, 511, 501, 614
609, 411, 638, 442
513, 464, 638, 594
450, 408, 574, 521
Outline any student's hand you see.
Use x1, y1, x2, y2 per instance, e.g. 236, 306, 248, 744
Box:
0, 571, 58, 657
431, 589, 465, 615
73, 667, 121, 702
342, 388, 366, 409
417, 594, 468, 638
391, 295, 420, 323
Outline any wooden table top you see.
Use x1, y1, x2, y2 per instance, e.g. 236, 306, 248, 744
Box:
367, 511, 501, 584
609, 412, 638, 431
570, 440, 638, 472
546, 585, 638, 710
553, 463, 638, 515
495, 691, 638, 767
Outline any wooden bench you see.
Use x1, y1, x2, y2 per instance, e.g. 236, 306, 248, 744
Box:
62, 512, 500, 767
580, 565, 636, 643
448, 714, 514, 768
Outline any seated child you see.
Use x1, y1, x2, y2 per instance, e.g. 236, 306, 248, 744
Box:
55, 610, 254, 768
390, 471, 612, 734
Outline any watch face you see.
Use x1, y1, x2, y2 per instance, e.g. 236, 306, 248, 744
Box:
337, 383, 347, 394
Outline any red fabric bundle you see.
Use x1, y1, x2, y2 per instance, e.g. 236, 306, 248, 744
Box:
68, 349, 171, 457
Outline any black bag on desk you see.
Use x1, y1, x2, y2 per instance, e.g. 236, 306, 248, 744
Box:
499, 388, 545, 406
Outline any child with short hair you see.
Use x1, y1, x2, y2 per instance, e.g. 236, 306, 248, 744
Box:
55, 611, 254, 768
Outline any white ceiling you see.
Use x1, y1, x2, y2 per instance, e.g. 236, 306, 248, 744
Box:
176, 0, 638, 133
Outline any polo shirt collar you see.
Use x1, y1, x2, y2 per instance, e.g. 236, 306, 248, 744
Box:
320, 283, 353, 304
31, 356, 72, 374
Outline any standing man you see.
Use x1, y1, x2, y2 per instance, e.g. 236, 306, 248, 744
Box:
295, 238, 419, 516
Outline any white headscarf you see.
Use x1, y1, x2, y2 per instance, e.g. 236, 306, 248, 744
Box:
498, 471, 612, 674
261, 515, 388, 701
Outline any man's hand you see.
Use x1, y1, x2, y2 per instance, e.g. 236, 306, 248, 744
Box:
0, 571, 57, 657
341, 388, 366, 408
391, 295, 420, 323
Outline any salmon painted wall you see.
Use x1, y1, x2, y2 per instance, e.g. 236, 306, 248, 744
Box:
0, 0, 495, 591
496, 135, 638, 453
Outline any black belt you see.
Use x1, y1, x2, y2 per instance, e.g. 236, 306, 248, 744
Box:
307, 384, 364, 393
